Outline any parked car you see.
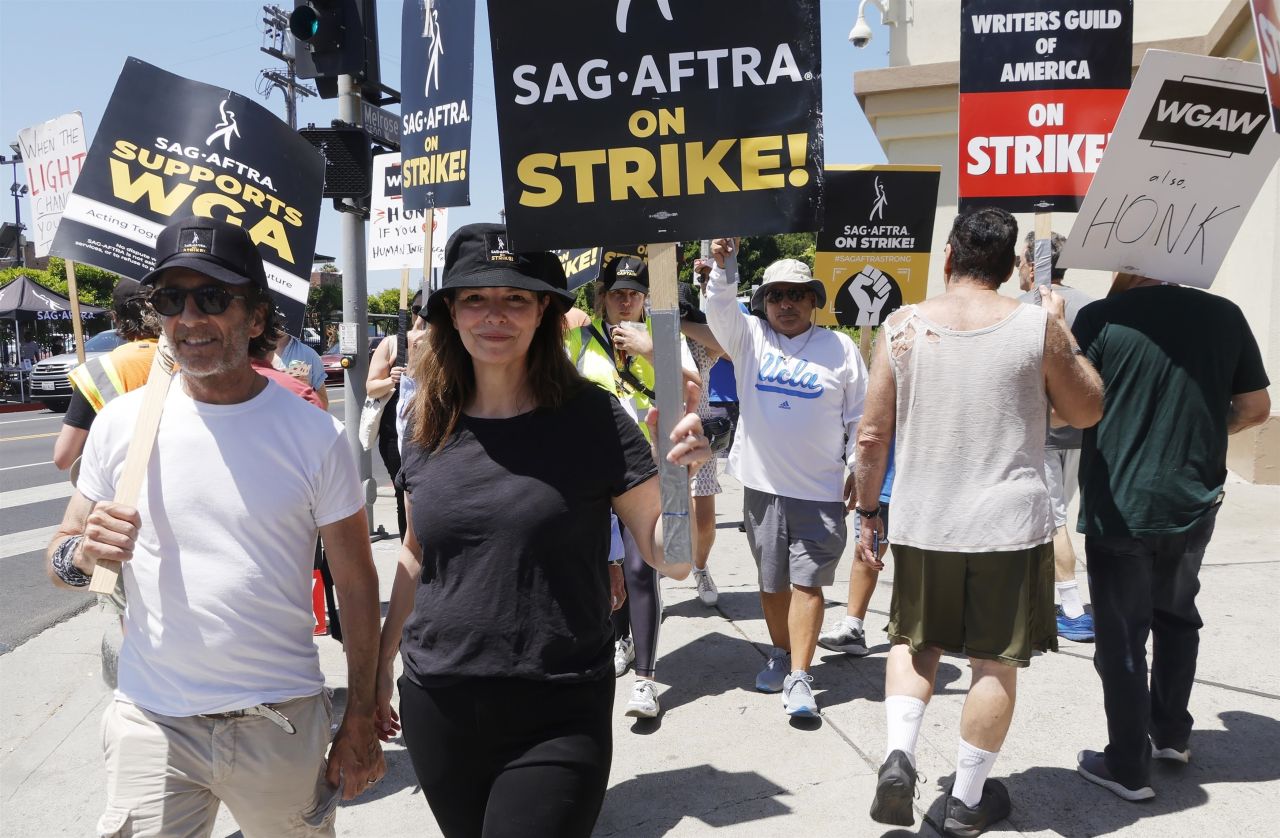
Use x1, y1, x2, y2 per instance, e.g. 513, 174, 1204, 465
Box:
28, 329, 126, 412
320, 337, 386, 387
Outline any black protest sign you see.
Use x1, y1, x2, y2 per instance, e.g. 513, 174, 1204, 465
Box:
553, 244, 648, 291
50, 59, 323, 335
1250, 0, 1280, 132
401, 0, 476, 211
487, 0, 824, 251
959, 1, 1132, 212
814, 166, 939, 328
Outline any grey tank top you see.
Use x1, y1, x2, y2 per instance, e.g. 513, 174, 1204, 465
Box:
887, 303, 1053, 552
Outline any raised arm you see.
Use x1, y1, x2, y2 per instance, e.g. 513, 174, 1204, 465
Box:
703, 238, 753, 363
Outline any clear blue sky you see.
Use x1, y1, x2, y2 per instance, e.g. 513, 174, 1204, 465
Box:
0, 0, 889, 294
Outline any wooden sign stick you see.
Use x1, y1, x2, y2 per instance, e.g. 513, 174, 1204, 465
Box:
858, 326, 873, 367
397, 267, 411, 368
88, 336, 177, 594
66, 260, 87, 365
646, 242, 693, 569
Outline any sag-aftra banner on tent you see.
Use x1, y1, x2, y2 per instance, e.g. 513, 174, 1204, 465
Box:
959, 1, 1132, 212
487, 0, 824, 250
814, 165, 940, 328
401, 0, 475, 210
51, 59, 324, 334
1059, 50, 1280, 287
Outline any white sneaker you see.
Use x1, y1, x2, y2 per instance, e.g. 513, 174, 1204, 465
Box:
755, 648, 790, 693
614, 637, 635, 677
625, 679, 659, 718
817, 620, 869, 656
782, 670, 818, 718
693, 568, 719, 606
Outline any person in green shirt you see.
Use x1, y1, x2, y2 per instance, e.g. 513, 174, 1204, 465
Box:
1072, 274, 1271, 803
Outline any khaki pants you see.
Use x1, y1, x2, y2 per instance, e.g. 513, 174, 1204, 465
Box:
98, 693, 335, 838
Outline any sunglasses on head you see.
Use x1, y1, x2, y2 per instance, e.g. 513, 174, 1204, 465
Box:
764, 287, 811, 304
149, 285, 244, 317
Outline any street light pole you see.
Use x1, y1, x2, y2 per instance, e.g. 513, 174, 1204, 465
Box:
0, 152, 25, 268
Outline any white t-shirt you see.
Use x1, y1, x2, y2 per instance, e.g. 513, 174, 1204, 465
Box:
705, 257, 868, 503
78, 379, 363, 716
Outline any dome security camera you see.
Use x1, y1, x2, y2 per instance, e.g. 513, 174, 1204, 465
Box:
848, 15, 873, 48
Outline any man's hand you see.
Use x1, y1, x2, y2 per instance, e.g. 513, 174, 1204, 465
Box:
326, 712, 386, 800
847, 266, 892, 327
609, 564, 627, 612
710, 238, 737, 268
81, 502, 141, 574
1039, 285, 1066, 323
858, 514, 885, 570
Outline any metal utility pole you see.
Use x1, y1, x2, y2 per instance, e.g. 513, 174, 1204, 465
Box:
259, 4, 315, 129
0, 151, 25, 267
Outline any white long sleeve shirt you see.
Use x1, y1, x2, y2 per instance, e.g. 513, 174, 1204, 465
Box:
705, 255, 868, 502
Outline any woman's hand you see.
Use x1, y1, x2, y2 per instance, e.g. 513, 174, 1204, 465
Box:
609, 564, 626, 612
645, 381, 712, 470
610, 323, 653, 360
389, 365, 404, 386
374, 658, 400, 742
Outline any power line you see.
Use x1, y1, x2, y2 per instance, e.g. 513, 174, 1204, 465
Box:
258, 4, 315, 130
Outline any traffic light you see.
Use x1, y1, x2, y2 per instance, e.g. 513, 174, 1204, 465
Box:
299, 122, 372, 199
291, 0, 364, 82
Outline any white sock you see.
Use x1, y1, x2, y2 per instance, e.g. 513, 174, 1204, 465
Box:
1057, 581, 1085, 619
843, 614, 864, 632
952, 739, 999, 808
884, 695, 926, 768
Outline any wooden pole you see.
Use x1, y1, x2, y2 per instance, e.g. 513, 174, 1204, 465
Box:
858, 325, 873, 367
646, 242, 693, 570
88, 336, 177, 594
397, 267, 411, 367
66, 260, 87, 365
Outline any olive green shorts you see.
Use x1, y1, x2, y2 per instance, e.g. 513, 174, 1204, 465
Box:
885, 542, 1057, 667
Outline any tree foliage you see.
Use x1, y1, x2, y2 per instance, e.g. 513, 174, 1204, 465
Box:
0, 257, 122, 307
366, 288, 402, 316
306, 283, 342, 331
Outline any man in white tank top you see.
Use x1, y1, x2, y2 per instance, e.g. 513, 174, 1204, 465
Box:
851, 208, 1103, 836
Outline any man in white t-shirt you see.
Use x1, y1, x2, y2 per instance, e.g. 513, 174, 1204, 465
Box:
704, 239, 868, 720
45, 216, 384, 837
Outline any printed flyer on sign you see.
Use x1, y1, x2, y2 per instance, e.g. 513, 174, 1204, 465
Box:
813, 165, 940, 328
16, 112, 89, 258
487, 0, 824, 251
1252, 0, 1280, 132
369, 153, 447, 270
959, 1, 1132, 212
1059, 50, 1280, 287
49, 58, 324, 335
401, 0, 476, 211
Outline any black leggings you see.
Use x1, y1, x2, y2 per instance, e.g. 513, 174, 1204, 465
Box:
611, 527, 662, 677
376, 427, 406, 539
399, 675, 613, 838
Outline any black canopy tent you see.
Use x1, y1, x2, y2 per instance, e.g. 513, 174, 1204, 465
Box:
0, 274, 108, 401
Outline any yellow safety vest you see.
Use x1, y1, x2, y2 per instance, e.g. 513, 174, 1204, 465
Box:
565, 316, 657, 438
68, 339, 157, 412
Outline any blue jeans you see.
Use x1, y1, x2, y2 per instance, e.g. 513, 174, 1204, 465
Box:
1085, 502, 1220, 787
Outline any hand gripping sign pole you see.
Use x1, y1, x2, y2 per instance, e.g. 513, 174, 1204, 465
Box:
88, 336, 177, 594
646, 242, 692, 569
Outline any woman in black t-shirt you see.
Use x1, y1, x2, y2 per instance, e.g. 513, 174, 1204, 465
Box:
375, 224, 708, 838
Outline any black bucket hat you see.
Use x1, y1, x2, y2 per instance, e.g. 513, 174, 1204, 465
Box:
599, 255, 649, 294
140, 215, 270, 292
425, 223, 574, 321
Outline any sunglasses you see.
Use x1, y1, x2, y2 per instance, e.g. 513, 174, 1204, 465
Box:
149, 285, 245, 317
764, 287, 811, 304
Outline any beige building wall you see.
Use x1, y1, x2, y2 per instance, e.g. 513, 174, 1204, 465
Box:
854, 0, 1280, 482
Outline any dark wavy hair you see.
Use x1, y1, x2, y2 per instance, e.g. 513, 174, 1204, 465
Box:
114, 289, 161, 342
947, 207, 1019, 286
409, 291, 584, 452
245, 287, 283, 358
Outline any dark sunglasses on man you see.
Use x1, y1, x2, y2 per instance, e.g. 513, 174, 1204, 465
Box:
764, 287, 811, 304
149, 285, 245, 317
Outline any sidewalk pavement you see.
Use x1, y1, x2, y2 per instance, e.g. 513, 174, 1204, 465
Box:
3, 469, 1278, 837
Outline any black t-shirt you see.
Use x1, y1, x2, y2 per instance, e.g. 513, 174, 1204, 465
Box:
1073, 285, 1269, 536
64, 389, 96, 430
395, 384, 657, 685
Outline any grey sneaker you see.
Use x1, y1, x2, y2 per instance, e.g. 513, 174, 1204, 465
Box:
613, 637, 635, 678
942, 779, 1012, 838
624, 679, 659, 718
869, 749, 918, 826
755, 648, 790, 692
817, 620, 869, 656
782, 670, 818, 718
693, 568, 719, 606
1076, 750, 1154, 801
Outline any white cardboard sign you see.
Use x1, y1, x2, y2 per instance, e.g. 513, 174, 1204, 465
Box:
369, 153, 447, 271
16, 112, 89, 258
1059, 51, 1280, 287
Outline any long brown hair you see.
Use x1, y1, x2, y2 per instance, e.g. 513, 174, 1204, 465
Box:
409, 291, 585, 452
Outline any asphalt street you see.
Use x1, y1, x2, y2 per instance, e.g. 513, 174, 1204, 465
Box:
0, 385, 386, 654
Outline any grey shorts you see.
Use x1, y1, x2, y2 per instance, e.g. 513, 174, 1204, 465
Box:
1044, 448, 1080, 529
743, 487, 847, 593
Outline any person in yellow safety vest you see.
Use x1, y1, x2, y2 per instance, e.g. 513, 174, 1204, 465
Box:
563, 254, 697, 721
53, 279, 161, 471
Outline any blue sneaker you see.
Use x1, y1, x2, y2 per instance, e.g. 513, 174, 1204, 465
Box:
755, 648, 789, 692
1057, 606, 1095, 642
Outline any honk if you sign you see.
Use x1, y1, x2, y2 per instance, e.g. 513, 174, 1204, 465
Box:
486, 0, 824, 250
1060, 50, 1280, 287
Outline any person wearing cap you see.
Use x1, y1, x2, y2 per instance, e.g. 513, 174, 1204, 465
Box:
374, 224, 706, 838
564, 254, 697, 720
54, 278, 161, 472
703, 239, 868, 719
45, 215, 385, 837
853, 208, 1102, 835
367, 288, 426, 540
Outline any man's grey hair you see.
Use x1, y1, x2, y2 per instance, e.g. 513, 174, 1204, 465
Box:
1023, 230, 1067, 281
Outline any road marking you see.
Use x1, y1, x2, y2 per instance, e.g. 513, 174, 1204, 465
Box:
0, 524, 59, 560
0, 416, 59, 426
0, 482, 74, 510
0, 432, 58, 443
0, 460, 54, 472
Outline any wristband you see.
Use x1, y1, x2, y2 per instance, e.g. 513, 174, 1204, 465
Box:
52, 536, 90, 587
854, 505, 881, 519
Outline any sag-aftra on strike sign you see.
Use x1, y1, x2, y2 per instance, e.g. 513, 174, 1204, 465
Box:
487, 0, 824, 250
959, 1, 1132, 212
